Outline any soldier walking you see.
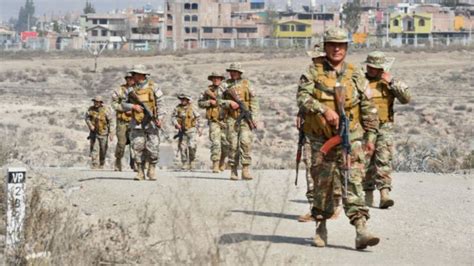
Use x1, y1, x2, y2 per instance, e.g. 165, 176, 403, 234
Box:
362, 51, 411, 209
85, 96, 115, 169
122, 65, 164, 181
297, 27, 380, 249
222, 63, 259, 181
111, 73, 135, 171
172, 93, 201, 170
198, 72, 229, 173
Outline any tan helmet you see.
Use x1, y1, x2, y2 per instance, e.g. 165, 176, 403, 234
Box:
128, 64, 150, 75
177, 93, 192, 101
226, 62, 243, 73
363, 51, 395, 71
124, 73, 133, 80
323, 27, 349, 43
208, 71, 226, 81
92, 95, 104, 102
306, 43, 326, 58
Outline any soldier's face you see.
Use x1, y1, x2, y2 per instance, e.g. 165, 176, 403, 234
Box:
132, 73, 146, 83
180, 99, 189, 105
324, 42, 347, 64
126, 77, 135, 86
211, 77, 223, 86
229, 71, 241, 80
366, 66, 383, 78
93, 100, 101, 107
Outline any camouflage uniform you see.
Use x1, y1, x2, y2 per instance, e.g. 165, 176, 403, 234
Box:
221, 63, 259, 180
297, 27, 380, 249
172, 94, 201, 170
198, 72, 229, 172
84, 96, 115, 168
111, 76, 133, 171
362, 51, 411, 208
122, 65, 164, 180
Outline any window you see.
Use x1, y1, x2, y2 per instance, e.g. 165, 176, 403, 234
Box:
185, 27, 190, 33
191, 3, 198, 9
184, 15, 190, 21
203, 27, 213, 33
296, 25, 306, 32
192, 15, 198, 22
112, 31, 117, 36
167, 14, 173, 20
92, 19, 98, 25
91, 30, 98, 36
99, 19, 107, 25
393, 19, 399, 27
191, 27, 197, 33
223, 27, 233, 33
184, 3, 191, 9
280, 25, 290, 32
237, 27, 257, 33
167, 25, 173, 31
419, 19, 425, 27
101, 30, 107, 36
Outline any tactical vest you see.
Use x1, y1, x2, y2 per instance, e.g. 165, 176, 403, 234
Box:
116, 85, 132, 122
88, 106, 109, 135
204, 85, 223, 122
369, 79, 394, 123
176, 105, 196, 130
304, 62, 361, 139
130, 80, 156, 124
225, 79, 251, 119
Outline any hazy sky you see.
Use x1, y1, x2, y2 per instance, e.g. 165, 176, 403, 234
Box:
0, 0, 165, 21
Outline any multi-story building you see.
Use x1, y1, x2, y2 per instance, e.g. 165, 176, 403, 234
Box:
80, 13, 128, 50
128, 11, 164, 51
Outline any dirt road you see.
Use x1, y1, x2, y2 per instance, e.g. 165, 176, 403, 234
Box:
33, 167, 473, 264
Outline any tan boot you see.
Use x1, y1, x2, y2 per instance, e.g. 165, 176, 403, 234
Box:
242, 165, 253, 180
298, 212, 315, 223
379, 188, 394, 209
212, 161, 220, 173
365, 190, 374, 207
114, 159, 122, 172
134, 164, 145, 181
354, 217, 380, 250
313, 220, 328, 247
147, 163, 157, 181
230, 166, 239, 180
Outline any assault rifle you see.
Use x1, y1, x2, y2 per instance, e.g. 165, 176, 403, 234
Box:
86, 130, 97, 141
319, 83, 351, 198
295, 111, 305, 186
128, 91, 158, 129
173, 128, 185, 142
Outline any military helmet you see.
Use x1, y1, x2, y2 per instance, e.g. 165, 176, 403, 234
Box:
208, 72, 226, 81
306, 43, 326, 58
92, 95, 104, 102
226, 62, 243, 74
177, 93, 192, 101
363, 51, 395, 71
124, 73, 133, 80
128, 64, 150, 75
323, 27, 349, 43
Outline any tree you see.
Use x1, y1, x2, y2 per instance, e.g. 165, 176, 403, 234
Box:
15, 0, 36, 32
342, 0, 362, 34
83, 0, 96, 14
265, 3, 279, 37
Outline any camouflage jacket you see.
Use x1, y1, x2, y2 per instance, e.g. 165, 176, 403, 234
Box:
221, 78, 259, 120
84, 105, 115, 136
171, 103, 201, 131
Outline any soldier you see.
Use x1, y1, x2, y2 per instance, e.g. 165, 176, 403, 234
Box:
297, 27, 380, 249
221, 63, 259, 181
84, 96, 115, 169
122, 64, 164, 181
111, 73, 135, 171
198, 72, 229, 173
362, 51, 411, 209
172, 93, 201, 170
298, 44, 327, 223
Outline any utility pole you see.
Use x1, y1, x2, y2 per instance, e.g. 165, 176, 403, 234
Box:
385, 10, 389, 44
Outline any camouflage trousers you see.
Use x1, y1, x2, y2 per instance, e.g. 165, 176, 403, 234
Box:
90, 134, 108, 167
309, 135, 369, 224
226, 117, 253, 167
178, 128, 198, 163
302, 139, 314, 206
364, 122, 394, 191
130, 127, 160, 165
208, 121, 229, 162
115, 120, 130, 160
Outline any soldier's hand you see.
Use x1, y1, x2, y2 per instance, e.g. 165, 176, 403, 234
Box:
132, 104, 143, 113
90, 126, 95, 132
155, 119, 162, 128
381, 72, 393, 84
365, 142, 375, 157
175, 124, 181, 130
209, 99, 217, 106
229, 101, 239, 110
125, 111, 132, 115
323, 109, 339, 129
296, 116, 302, 130
109, 134, 114, 142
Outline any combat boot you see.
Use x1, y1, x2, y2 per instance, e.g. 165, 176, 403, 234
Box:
219, 155, 226, 172
242, 165, 253, 180
379, 188, 394, 209
134, 164, 145, 181
298, 212, 315, 223
313, 220, 328, 247
147, 163, 157, 181
114, 159, 122, 172
354, 217, 379, 250
230, 166, 239, 180
212, 161, 220, 173
365, 190, 374, 207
